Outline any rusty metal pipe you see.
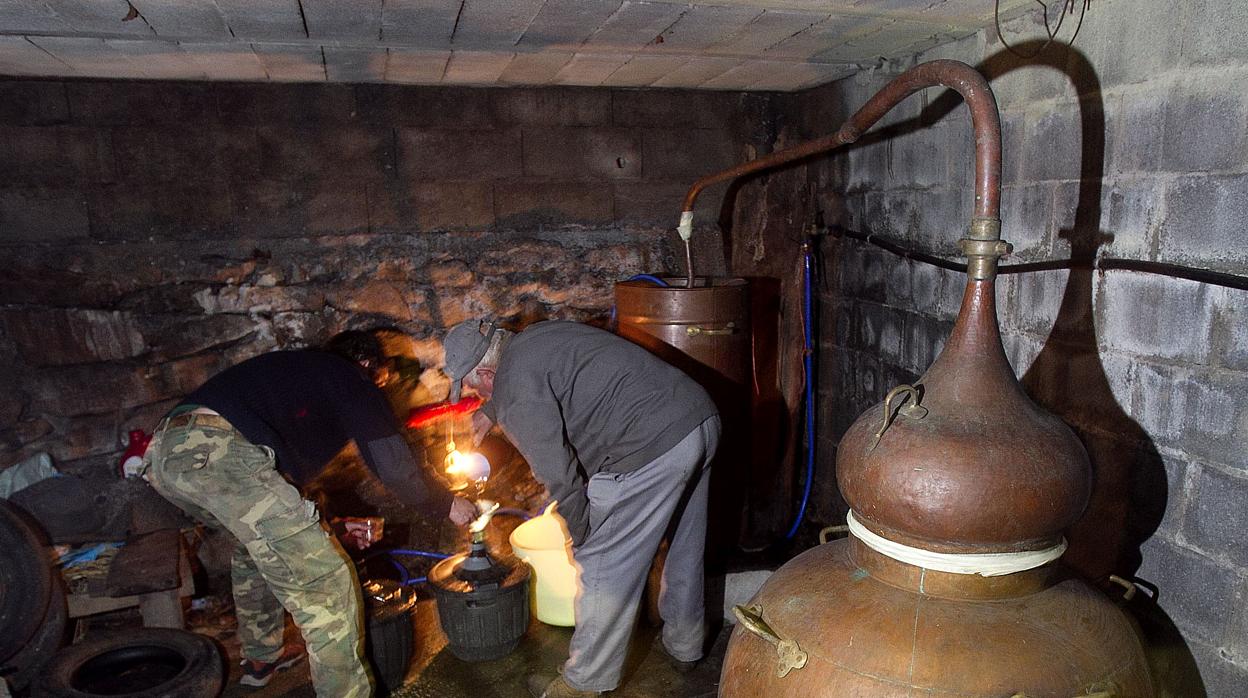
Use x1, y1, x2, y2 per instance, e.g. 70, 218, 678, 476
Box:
678, 60, 1003, 285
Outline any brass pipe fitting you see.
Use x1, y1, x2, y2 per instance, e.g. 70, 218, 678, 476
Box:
960, 217, 1010, 280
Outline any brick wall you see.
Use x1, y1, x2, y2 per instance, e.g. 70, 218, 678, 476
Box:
0, 78, 772, 474
787, 1, 1247, 693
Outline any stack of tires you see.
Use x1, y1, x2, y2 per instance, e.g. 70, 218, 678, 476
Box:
0, 499, 65, 693
1, 500, 223, 698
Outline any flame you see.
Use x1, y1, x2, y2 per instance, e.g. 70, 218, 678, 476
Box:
444, 447, 491, 485
445, 449, 467, 474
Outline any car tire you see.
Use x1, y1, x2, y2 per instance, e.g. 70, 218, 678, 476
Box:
34, 628, 224, 698
0, 499, 53, 664
1, 575, 68, 692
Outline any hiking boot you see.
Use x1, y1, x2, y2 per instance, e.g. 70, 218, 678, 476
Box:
239, 646, 305, 688
657, 642, 699, 674
666, 655, 699, 674
525, 673, 602, 697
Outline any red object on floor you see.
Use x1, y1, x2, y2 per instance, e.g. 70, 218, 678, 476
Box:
406, 397, 482, 429
119, 429, 152, 477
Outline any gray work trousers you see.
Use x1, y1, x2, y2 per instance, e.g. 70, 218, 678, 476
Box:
562, 415, 721, 692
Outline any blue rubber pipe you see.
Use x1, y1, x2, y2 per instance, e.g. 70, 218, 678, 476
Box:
785, 243, 816, 540
387, 549, 451, 560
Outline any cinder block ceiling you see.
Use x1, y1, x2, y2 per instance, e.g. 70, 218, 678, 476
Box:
1, 0, 1032, 91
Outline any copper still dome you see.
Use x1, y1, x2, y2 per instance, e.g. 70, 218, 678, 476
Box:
676, 60, 1155, 697
836, 275, 1093, 554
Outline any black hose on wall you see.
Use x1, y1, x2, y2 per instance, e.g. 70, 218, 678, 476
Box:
830, 226, 1248, 291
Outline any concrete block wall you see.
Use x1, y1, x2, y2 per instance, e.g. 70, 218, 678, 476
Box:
0, 78, 772, 474
798, 1, 1248, 693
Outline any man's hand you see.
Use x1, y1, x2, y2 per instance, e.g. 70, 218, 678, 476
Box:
333, 517, 383, 550
471, 411, 493, 446
449, 496, 477, 526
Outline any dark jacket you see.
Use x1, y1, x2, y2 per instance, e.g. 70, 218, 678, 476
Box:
184, 350, 450, 515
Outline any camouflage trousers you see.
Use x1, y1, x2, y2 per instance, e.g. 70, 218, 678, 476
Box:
145, 413, 372, 698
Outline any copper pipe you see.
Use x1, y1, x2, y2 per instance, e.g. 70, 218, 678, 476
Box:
679, 59, 1003, 285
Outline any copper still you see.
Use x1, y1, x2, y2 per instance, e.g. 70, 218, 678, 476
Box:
613, 276, 752, 558
613, 276, 750, 388
689, 61, 1155, 696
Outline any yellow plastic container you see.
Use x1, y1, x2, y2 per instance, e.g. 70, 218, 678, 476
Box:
508, 503, 579, 627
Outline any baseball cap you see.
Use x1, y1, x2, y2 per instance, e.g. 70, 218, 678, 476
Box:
443, 319, 496, 403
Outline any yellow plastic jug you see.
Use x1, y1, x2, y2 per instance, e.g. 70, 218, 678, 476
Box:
508, 502, 579, 626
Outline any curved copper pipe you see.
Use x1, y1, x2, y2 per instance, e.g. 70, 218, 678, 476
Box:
679, 59, 1002, 286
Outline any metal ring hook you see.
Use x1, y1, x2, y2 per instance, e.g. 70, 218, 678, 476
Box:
870, 383, 929, 450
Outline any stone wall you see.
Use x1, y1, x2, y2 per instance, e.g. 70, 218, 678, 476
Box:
0, 78, 773, 474
790, 1, 1247, 693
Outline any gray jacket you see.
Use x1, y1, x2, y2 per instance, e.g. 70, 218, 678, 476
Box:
480, 321, 717, 545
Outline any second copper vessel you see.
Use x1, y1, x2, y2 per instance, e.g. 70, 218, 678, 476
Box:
702, 60, 1154, 697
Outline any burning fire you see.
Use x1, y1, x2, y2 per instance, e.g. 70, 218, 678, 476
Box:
444, 446, 491, 489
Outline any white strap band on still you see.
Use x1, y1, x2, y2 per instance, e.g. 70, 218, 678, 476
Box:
846, 510, 1067, 577
677, 210, 694, 241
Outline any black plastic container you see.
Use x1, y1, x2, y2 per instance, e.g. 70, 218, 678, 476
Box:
428, 540, 531, 662
361, 578, 418, 695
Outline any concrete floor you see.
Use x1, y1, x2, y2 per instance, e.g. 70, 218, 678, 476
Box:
210, 598, 728, 697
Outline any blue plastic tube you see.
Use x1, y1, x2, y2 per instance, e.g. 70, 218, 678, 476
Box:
380, 549, 449, 587
386, 556, 411, 585
387, 549, 451, 560
785, 243, 816, 540
626, 274, 670, 287
610, 274, 670, 328
493, 507, 533, 521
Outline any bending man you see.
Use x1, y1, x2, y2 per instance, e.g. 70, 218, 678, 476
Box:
146, 330, 475, 697
442, 319, 720, 698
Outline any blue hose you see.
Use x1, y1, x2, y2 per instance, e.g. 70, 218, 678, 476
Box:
387, 549, 451, 560
386, 556, 411, 585
494, 507, 533, 520
378, 549, 449, 587
785, 244, 815, 540
610, 274, 670, 328
626, 274, 670, 287
385, 514, 532, 584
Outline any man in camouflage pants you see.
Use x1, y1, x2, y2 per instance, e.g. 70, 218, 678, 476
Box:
147, 424, 367, 693
146, 331, 475, 696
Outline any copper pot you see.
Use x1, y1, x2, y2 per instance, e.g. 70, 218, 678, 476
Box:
710, 59, 1153, 697
722, 538, 1153, 696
